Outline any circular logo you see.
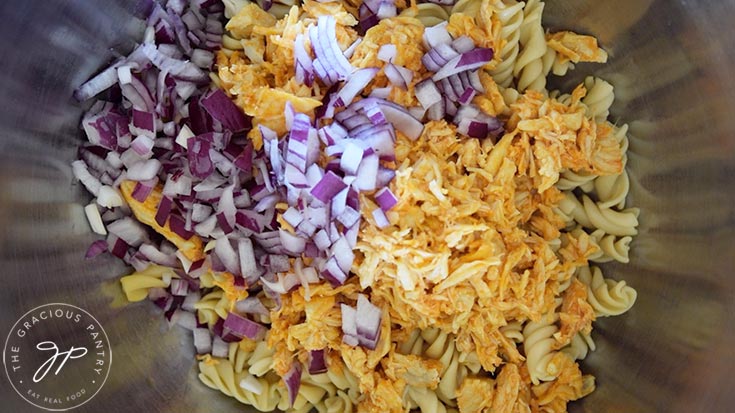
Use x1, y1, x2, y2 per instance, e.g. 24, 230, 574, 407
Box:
3, 303, 112, 411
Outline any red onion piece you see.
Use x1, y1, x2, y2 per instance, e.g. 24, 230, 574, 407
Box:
356, 294, 382, 341
423, 21, 452, 49
308, 350, 328, 374
200, 89, 251, 132
321, 256, 347, 286
310, 171, 348, 203
223, 312, 267, 340
371, 208, 390, 229
415, 78, 443, 109
85, 239, 109, 259
215, 236, 240, 275
433, 48, 494, 81
193, 328, 213, 354
374, 187, 398, 211
283, 362, 302, 407
187, 137, 214, 179
235, 296, 269, 315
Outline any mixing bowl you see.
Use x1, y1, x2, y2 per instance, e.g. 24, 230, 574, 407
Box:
1, 0, 733, 412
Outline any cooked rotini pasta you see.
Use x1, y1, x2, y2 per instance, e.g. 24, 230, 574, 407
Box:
581, 76, 615, 121
450, 0, 483, 18
513, 0, 548, 91
399, 3, 450, 27
488, 0, 525, 87
195, 289, 231, 327
398, 328, 470, 407
119, 264, 175, 302
577, 265, 637, 317
569, 226, 633, 264
557, 192, 640, 236
562, 331, 596, 362
523, 313, 561, 384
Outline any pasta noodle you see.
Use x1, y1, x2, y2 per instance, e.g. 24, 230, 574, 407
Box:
581, 76, 615, 122
522, 313, 561, 385
513, 0, 548, 91
576, 265, 637, 317
398, 328, 470, 407
399, 3, 450, 27
488, 0, 525, 88
557, 192, 640, 236
450, 0, 483, 18
569, 226, 633, 264
562, 332, 596, 362
195, 289, 231, 327
119, 264, 174, 302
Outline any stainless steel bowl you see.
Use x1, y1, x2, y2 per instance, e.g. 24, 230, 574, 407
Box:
1, 0, 733, 412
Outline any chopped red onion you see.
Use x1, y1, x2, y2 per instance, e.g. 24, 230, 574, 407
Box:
200, 89, 251, 132
279, 229, 306, 254
308, 350, 327, 375
139, 243, 179, 267
171, 278, 189, 296
174, 309, 198, 330
310, 171, 348, 203
374, 187, 398, 211
321, 256, 347, 286
127, 158, 161, 181
432, 48, 494, 81
107, 217, 148, 247
193, 328, 213, 354
211, 336, 229, 358
356, 294, 382, 341
371, 208, 390, 229
423, 21, 452, 49
235, 296, 269, 315
85, 239, 109, 259
377, 44, 396, 62
223, 312, 267, 340
283, 362, 302, 407
415, 79, 442, 109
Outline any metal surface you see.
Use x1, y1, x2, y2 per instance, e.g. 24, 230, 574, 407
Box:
0, 0, 733, 412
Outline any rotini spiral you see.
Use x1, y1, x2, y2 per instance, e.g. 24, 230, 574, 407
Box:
522, 313, 561, 385
195, 289, 231, 328
593, 124, 630, 209
200, 340, 358, 413
488, 0, 526, 88
556, 169, 596, 192
557, 192, 639, 236
407, 385, 451, 413
323, 390, 355, 413
400, 3, 450, 27
120, 264, 175, 302
450, 0, 483, 18
399, 328, 469, 406
576, 265, 637, 317
500, 321, 525, 343
541, 47, 575, 77
569, 226, 633, 264
198, 357, 284, 411
513, 0, 548, 92
581, 76, 615, 122
561, 331, 596, 361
